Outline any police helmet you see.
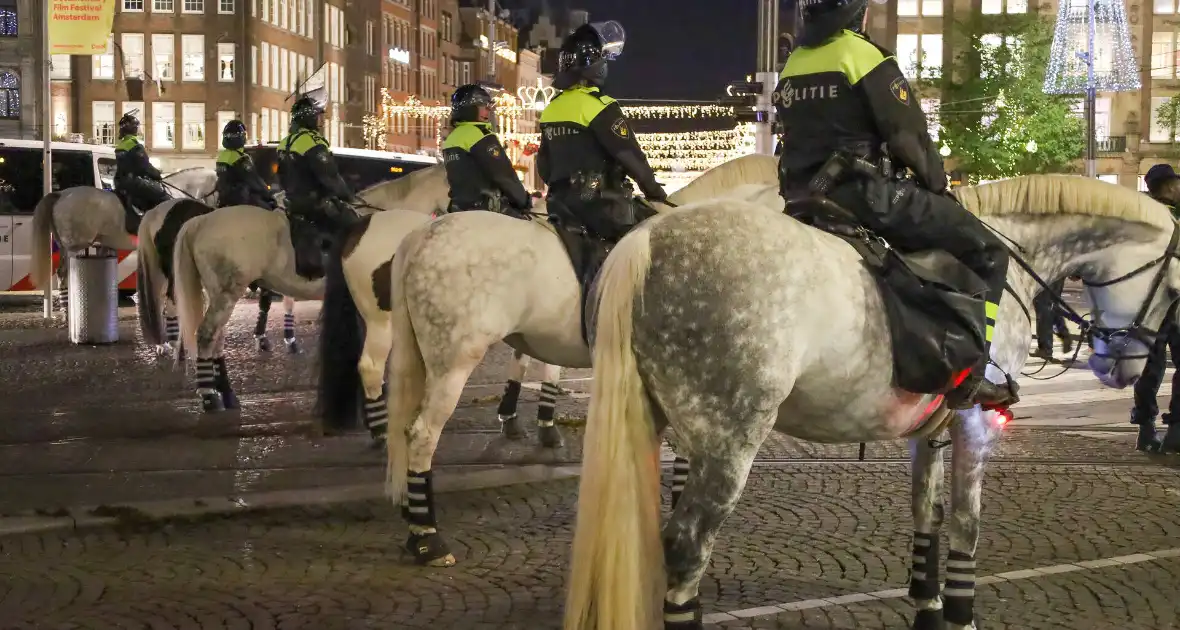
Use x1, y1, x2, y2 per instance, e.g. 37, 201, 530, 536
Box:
798, 0, 885, 47
118, 111, 140, 138
555, 21, 625, 90
451, 84, 494, 124
291, 90, 327, 131
222, 119, 248, 150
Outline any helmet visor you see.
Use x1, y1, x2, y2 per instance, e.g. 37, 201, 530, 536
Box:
589, 21, 625, 60
303, 86, 329, 111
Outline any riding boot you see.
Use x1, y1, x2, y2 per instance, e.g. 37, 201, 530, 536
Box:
946, 298, 1019, 410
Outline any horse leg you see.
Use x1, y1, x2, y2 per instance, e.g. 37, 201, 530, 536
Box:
56, 253, 69, 316
282, 295, 299, 353
909, 432, 947, 630
670, 456, 690, 510
195, 291, 239, 412
404, 351, 487, 568
942, 411, 994, 630
497, 349, 530, 440
536, 362, 565, 448
212, 310, 239, 411
359, 320, 394, 447
662, 420, 773, 630
254, 289, 274, 352
162, 297, 182, 358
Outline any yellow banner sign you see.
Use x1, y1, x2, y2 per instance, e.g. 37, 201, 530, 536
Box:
49, 0, 118, 56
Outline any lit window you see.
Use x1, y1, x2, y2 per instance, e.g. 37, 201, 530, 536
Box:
182, 34, 205, 81
0, 2, 15, 36
218, 43, 235, 81
182, 103, 206, 150
122, 34, 145, 79
153, 0, 174, 11
152, 34, 175, 81
92, 36, 115, 80
152, 102, 176, 149
92, 102, 116, 145
0, 71, 18, 120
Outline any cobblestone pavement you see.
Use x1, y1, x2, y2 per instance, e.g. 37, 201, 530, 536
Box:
3, 463, 1180, 629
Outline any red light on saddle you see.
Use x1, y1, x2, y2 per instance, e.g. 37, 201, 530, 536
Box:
993, 408, 1013, 428
952, 369, 971, 387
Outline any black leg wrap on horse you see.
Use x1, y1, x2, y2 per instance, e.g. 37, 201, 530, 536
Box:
165, 316, 179, 343
364, 396, 388, 438
538, 381, 558, 427
909, 531, 940, 601
213, 357, 240, 409
196, 358, 217, 391
943, 550, 975, 627
283, 312, 295, 340
404, 470, 454, 565
496, 379, 522, 416
254, 298, 271, 336
912, 608, 946, 630
663, 597, 702, 629
671, 457, 690, 509
405, 470, 439, 528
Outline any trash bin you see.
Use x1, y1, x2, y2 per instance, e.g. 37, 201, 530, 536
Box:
68, 247, 119, 345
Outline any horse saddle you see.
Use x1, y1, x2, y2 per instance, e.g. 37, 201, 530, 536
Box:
787, 196, 990, 395
538, 202, 612, 346
286, 213, 331, 280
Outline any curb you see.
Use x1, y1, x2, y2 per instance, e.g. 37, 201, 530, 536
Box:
0, 464, 582, 538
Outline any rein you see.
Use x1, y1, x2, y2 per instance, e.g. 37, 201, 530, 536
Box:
161, 177, 216, 203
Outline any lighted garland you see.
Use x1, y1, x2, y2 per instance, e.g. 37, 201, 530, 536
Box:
503, 126, 755, 172
376, 89, 736, 121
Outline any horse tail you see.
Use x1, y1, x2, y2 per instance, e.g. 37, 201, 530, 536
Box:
136, 209, 165, 345
316, 219, 367, 432
29, 192, 61, 289
172, 218, 205, 357
385, 249, 425, 511
564, 225, 664, 630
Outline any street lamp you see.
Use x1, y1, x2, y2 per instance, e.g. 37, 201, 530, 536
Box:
1026, 139, 1038, 153
939, 144, 951, 157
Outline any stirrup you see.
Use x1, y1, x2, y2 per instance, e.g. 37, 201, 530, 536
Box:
947, 371, 1019, 410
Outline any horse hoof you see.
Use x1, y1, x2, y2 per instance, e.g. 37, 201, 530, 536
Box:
200, 393, 225, 413
255, 336, 272, 352
1137, 435, 1163, 453
220, 390, 240, 410
499, 413, 527, 440
912, 609, 945, 630
1161, 426, 1180, 454
285, 339, 300, 354
405, 532, 456, 567
538, 425, 564, 448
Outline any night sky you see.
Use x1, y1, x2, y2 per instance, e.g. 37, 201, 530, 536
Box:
549, 0, 761, 101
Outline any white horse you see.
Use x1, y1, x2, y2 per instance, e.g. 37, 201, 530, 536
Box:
563, 175, 1180, 630
381, 155, 781, 566
28, 168, 218, 307
170, 167, 452, 413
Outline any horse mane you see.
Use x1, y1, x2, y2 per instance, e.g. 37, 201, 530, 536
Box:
164, 166, 210, 178
669, 154, 779, 204
360, 164, 445, 202
957, 174, 1173, 230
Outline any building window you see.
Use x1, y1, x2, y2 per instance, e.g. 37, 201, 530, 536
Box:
152, 34, 175, 81
251, 45, 258, 84
280, 49, 289, 93
1097, 174, 1119, 185
895, 33, 941, 79
50, 55, 71, 80
123, 0, 145, 11
217, 110, 236, 139
182, 103, 206, 150
0, 3, 15, 36
153, 0, 174, 10
250, 112, 259, 144
93, 102, 116, 145
1157, 0, 1178, 13
260, 108, 270, 143
122, 101, 145, 139
218, 43, 235, 81
270, 107, 280, 140
270, 45, 279, 90
182, 34, 205, 81
441, 12, 452, 42
261, 43, 270, 87
0, 71, 17, 119
182, 0, 204, 12
279, 0, 288, 29
1150, 96, 1179, 142
367, 20, 376, 55
897, 0, 942, 16
122, 34, 145, 79
219, 0, 234, 12
93, 36, 116, 80
153, 102, 176, 148
982, 0, 1026, 13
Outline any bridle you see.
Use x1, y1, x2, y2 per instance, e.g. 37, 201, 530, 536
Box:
1005, 220, 1180, 363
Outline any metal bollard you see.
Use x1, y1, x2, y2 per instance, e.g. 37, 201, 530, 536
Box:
68, 247, 119, 345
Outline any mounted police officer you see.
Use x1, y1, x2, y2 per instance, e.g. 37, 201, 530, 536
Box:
538, 20, 665, 243
276, 90, 359, 234
215, 120, 277, 210
442, 84, 532, 217
114, 110, 170, 212
777, 0, 1016, 409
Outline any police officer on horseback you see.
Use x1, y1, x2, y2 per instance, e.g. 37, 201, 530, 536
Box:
114, 111, 170, 212
216, 120, 277, 210
777, 0, 1016, 409
442, 84, 532, 217
277, 90, 359, 234
538, 20, 665, 243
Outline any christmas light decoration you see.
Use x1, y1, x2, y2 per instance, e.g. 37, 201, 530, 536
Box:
377, 88, 736, 121
503, 125, 755, 172
1043, 0, 1140, 95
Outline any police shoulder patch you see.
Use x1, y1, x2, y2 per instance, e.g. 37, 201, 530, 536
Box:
488, 144, 502, 158
610, 118, 630, 138
889, 77, 910, 105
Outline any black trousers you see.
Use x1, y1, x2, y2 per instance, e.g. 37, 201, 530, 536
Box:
827, 178, 1009, 313
1033, 279, 1068, 352
117, 177, 170, 212
548, 189, 656, 243
1133, 302, 1180, 423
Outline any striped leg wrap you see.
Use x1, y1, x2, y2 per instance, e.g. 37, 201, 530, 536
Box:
164, 316, 179, 343
944, 550, 976, 626
212, 357, 231, 392
254, 302, 270, 336
909, 531, 941, 601
663, 597, 701, 627
57, 287, 69, 310
364, 396, 388, 437
537, 381, 559, 427
283, 313, 295, 340
671, 457, 690, 509
496, 379, 521, 418
196, 358, 217, 393
406, 470, 438, 532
